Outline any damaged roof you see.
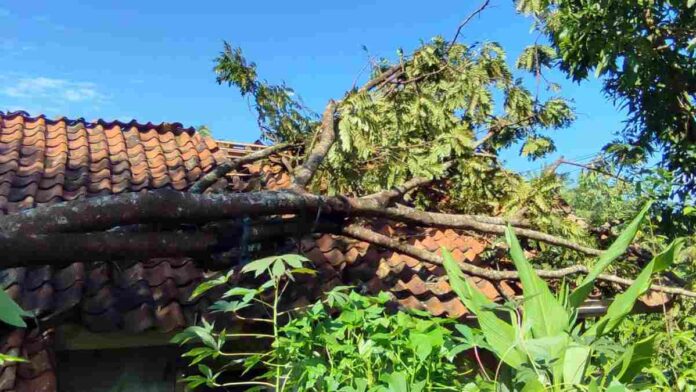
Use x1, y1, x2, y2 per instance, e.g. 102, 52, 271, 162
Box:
0, 110, 665, 390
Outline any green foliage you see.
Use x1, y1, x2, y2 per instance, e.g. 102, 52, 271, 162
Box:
0, 286, 29, 328
215, 43, 319, 143
277, 289, 471, 391
325, 38, 574, 199
174, 254, 314, 390
515, 45, 557, 73
616, 301, 696, 390
517, 0, 696, 195
442, 212, 681, 390
214, 38, 575, 210
564, 169, 642, 228
174, 255, 474, 391
500, 170, 589, 249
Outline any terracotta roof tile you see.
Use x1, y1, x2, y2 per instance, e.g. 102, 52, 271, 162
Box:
0, 110, 670, 392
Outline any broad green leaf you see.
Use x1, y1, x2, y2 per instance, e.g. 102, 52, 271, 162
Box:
521, 378, 545, 392
411, 380, 426, 392
291, 267, 317, 276
282, 254, 309, 269
442, 248, 525, 368
587, 239, 683, 337
569, 202, 651, 308
385, 371, 408, 392
524, 334, 569, 364
222, 287, 256, 302
270, 259, 286, 279
241, 256, 277, 277
189, 271, 232, 299
608, 335, 656, 384
505, 226, 568, 337
605, 380, 628, 392
562, 343, 591, 386
0, 288, 27, 328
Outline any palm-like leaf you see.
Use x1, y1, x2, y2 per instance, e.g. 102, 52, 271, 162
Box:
568, 202, 652, 308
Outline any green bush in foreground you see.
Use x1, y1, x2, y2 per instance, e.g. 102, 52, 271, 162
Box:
442, 203, 684, 391
173, 255, 474, 391
174, 203, 685, 391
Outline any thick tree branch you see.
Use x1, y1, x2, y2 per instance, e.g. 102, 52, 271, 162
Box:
1, 187, 691, 298
292, 101, 337, 190
0, 217, 336, 269
354, 204, 601, 255
0, 190, 345, 236
339, 224, 696, 298
358, 64, 403, 93
190, 143, 292, 193
0, 189, 590, 255
360, 162, 456, 207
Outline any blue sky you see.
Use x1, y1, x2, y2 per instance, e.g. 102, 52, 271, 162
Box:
0, 0, 626, 174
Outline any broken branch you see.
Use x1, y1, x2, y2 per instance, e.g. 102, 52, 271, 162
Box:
339, 224, 696, 298
190, 142, 293, 193
292, 101, 337, 190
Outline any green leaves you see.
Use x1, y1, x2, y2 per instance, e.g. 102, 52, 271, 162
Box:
516, 44, 557, 72
505, 226, 569, 338
608, 335, 656, 384
277, 287, 467, 391
521, 0, 696, 196
0, 287, 29, 328
190, 270, 234, 300
441, 204, 674, 389
569, 202, 651, 308
214, 43, 318, 143
241, 254, 310, 280
587, 238, 684, 338
442, 248, 525, 368
520, 136, 555, 160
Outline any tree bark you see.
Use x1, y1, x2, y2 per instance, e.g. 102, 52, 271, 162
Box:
292, 101, 337, 190
0, 189, 595, 255
339, 224, 696, 298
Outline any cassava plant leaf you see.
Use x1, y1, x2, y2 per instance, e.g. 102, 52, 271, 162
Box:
608, 335, 656, 384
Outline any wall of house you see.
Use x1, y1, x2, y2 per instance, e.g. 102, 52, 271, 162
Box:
56, 346, 181, 392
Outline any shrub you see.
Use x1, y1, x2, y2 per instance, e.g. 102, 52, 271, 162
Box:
173, 255, 474, 391
442, 203, 684, 390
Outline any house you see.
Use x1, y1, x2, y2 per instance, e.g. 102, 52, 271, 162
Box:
0, 111, 666, 391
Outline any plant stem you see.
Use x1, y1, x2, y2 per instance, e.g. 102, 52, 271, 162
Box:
273, 277, 282, 392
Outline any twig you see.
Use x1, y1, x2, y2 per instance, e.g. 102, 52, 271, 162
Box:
448, 0, 491, 52
558, 159, 629, 182
360, 161, 455, 207
354, 204, 601, 255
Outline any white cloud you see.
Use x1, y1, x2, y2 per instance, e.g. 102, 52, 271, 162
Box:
1, 76, 105, 104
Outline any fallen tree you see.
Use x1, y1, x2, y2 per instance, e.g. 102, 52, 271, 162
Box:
2, 4, 694, 302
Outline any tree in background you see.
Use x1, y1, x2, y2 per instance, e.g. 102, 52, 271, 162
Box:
516, 0, 696, 197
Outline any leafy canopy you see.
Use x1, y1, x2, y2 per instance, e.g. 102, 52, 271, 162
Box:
214, 37, 575, 213
517, 0, 696, 196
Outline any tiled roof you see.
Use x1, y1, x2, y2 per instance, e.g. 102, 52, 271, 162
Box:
0, 111, 666, 391
0, 111, 227, 213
